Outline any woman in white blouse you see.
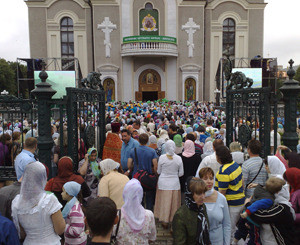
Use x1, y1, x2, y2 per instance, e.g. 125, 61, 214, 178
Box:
154, 140, 184, 229
12, 162, 65, 245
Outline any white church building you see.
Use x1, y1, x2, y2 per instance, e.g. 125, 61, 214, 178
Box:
25, 0, 266, 101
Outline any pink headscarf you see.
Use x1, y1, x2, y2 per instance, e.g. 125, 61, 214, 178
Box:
121, 179, 145, 232
182, 140, 195, 158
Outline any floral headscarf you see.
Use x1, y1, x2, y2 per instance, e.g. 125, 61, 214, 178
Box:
87, 147, 101, 179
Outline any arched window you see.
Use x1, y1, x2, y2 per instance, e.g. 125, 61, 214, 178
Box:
223, 18, 235, 57
60, 17, 74, 70
145, 2, 153, 10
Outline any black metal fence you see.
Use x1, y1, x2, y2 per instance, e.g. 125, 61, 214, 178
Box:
0, 73, 106, 180
226, 87, 278, 158
0, 95, 37, 180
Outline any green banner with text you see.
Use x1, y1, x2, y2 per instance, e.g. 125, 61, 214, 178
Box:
123, 36, 177, 44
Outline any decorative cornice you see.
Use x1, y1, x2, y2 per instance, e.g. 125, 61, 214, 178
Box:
25, 0, 90, 8
180, 64, 202, 72
97, 64, 119, 73
206, 0, 267, 10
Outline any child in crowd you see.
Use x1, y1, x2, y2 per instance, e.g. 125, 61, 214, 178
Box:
233, 177, 286, 245
85, 197, 119, 245
61, 181, 87, 245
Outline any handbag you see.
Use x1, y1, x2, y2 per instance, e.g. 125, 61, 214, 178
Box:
245, 162, 264, 189
133, 148, 157, 191
111, 209, 121, 244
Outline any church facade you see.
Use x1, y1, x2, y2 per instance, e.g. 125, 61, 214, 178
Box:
25, 0, 266, 101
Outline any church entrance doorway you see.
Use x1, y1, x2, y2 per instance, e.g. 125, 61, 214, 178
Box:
136, 69, 165, 101
142, 91, 158, 101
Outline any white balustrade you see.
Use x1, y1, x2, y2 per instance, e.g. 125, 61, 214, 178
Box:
121, 42, 178, 57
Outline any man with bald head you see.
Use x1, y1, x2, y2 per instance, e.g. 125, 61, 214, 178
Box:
195, 139, 224, 176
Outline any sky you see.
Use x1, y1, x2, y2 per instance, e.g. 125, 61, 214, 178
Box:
0, 0, 300, 67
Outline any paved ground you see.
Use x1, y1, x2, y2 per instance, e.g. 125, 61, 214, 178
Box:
154, 219, 247, 245
154, 220, 173, 245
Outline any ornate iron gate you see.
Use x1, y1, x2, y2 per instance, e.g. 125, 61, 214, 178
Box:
66, 83, 105, 170
225, 62, 278, 158
0, 71, 106, 180
0, 94, 37, 181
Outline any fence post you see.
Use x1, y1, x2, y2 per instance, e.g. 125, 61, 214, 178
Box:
279, 59, 300, 152
31, 63, 56, 178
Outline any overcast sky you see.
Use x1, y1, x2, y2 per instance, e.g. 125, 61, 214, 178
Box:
0, 0, 300, 67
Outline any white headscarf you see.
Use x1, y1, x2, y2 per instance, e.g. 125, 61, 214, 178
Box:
121, 179, 145, 232
165, 140, 175, 156
201, 141, 214, 159
12, 161, 47, 235
17, 161, 47, 211
159, 129, 169, 141
149, 135, 157, 144
267, 156, 295, 219
267, 156, 286, 176
100, 158, 120, 176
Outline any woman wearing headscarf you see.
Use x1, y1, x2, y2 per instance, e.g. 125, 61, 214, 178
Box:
156, 138, 166, 156
174, 134, 183, 154
201, 140, 214, 160
12, 162, 65, 244
116, 179, 156, 244
180, 140, 201, 192
172, 177, 211, 244
283, 168, 300, 244
98, 158, 129, 209
78, 147, 101, 199
148, 135, 157, 150
154, 140, 184, 229
61, 181, 87, 245
158, 129, 169, 141
45, 156, 90, 206
102, 122, 123, 163
247, 155, 295, 245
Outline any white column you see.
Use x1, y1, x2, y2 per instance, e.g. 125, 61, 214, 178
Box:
122, 57, 133, 101
166, 0, 177, 38
166, 57, 177, 100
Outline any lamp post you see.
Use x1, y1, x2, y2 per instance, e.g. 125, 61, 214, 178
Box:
31, 62, 56, 178
279, 59, 300, 152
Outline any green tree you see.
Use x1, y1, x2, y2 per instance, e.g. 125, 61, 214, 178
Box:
294, 66, 300, 82
0, 58, 16, 95
0, 58, 28, 97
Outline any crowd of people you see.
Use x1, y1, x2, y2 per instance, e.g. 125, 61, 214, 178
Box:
0, 100, 300, 245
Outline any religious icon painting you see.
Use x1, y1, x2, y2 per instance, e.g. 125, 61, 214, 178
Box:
103, 78, 115, 102
185, 78, 196, 101
139, 8, 159, 36
141, 14, 157, 32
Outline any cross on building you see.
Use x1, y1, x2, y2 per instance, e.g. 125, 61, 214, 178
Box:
182, 18, 200, 58
98, 17, 117, 58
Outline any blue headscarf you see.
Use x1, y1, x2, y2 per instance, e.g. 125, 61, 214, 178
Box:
61, 181, 81, 219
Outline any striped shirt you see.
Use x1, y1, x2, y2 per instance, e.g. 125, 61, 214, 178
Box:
215, 161, 245, 206
64, 201, 87, 245
242, 157, 268, 198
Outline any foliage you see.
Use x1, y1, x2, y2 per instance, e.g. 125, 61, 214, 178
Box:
295, 66, 300, 82
0, 58, 27, 96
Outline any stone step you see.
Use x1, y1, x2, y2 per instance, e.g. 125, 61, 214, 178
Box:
155, 220, 173, 245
